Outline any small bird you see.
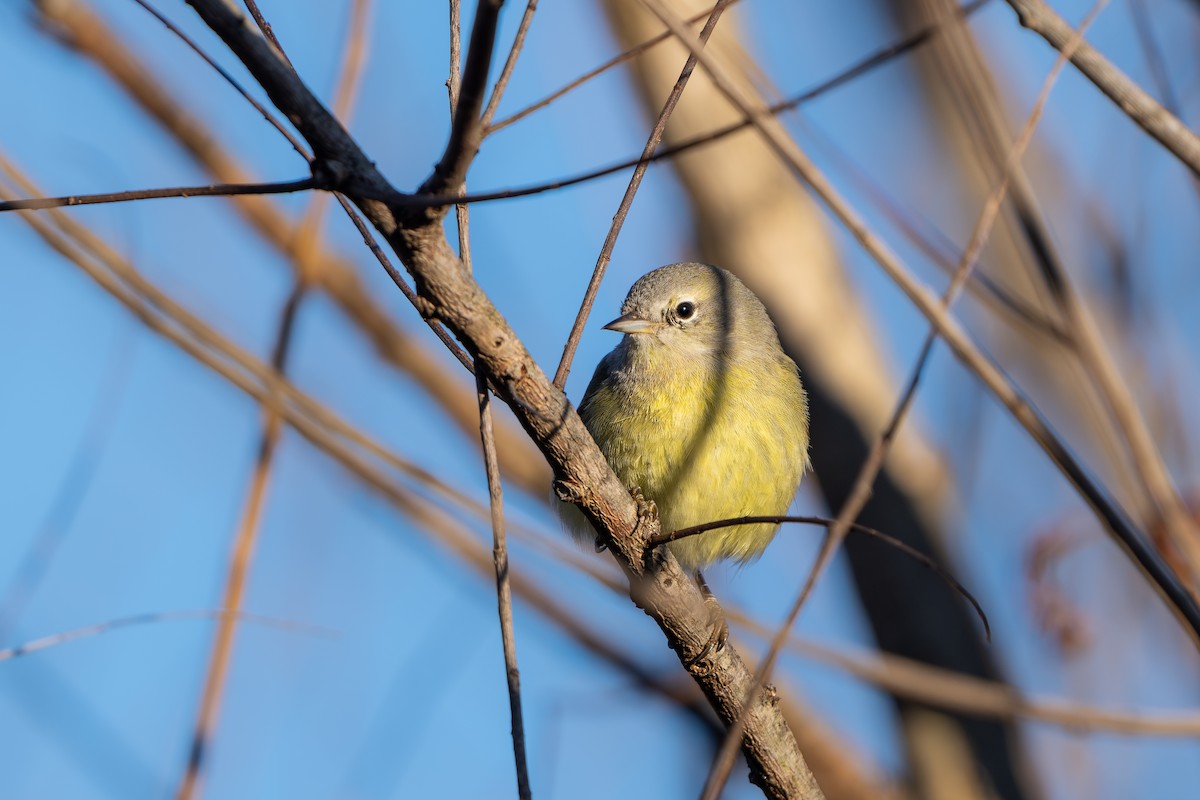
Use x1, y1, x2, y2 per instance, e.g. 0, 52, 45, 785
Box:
574, 262, 810, 577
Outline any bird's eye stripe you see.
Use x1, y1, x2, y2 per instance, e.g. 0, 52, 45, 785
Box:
675, 301, 695, 319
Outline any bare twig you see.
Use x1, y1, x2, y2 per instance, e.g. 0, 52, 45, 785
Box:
422, 0, 505, 195
1004, 0, 1200, 177
552, 0, 734, 389
480, 0, 538, 129
241, 0, 295, 70
175, 347, 291, 800
183, 0, 824, 793
35, 0, 553, 488
130, 0, 310, 159
477, 368, 533, 799
652, 514, 989, 638
799, 121, 1071, 342
0, 177, 314, 212
0, 610, 326, 663
449, 6, 532, 793
404, 0, 995, 210
488, 0, 738, 133
634, 0, 1200, 645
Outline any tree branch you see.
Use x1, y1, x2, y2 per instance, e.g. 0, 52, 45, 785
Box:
634, 0, 1200, 648
182, 0, 824, 796
1004, 0, 1200, 177
0, 177, 314, 212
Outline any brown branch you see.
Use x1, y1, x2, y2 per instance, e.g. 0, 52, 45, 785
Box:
487, 0, 738, 134
634, 0, 1200, 647
178, 5, 375, 790
652, 515, 989, 638
552, 0, 734, 389
175, 324, 291, 800
422, 0, 505, 196
0, 177, 315, 212
241, 0, 295, 70
33, 0, 547, 495
451, 9, 532, 794
402, 0, 995, 210
129, 0, 310, 159
1000, 0, 1200, 585
480, 0, 538, 128
477, 368, 532, 799
182, 0, 824, 795
0, 610, 324, 662
1004, 0, 1200, 177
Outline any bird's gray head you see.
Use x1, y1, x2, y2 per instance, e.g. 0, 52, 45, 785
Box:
604, 262, 780, 361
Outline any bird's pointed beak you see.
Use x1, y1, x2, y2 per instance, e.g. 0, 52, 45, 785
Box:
603, 313, 657, 334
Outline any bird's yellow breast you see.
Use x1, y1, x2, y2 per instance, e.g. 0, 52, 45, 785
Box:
580, 349, 808, 570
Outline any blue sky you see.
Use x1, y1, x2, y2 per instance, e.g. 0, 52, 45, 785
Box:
2, 0, 1200, 798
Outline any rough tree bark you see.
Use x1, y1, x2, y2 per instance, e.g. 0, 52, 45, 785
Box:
181, 0, 826, 797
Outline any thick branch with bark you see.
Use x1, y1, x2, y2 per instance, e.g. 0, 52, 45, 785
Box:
181, 0, 825, 796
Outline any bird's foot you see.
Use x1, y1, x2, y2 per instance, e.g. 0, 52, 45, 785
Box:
629, 487, 659, 557
683, 571, 729, 670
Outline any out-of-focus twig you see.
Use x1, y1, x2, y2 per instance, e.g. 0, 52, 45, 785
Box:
0, 610, 327, 663
448, 3, 532, 793
32, 0, 550, 497
1004, 0, 1200, 177
636, 0, 1200, 644
177, 5, 372, 791
488, 0, 737, 133
480, 0, 538, 128
184, 0, 827, 792
552, 0, 733, 389
422, 0, 504, 196
129, 0, 310, 159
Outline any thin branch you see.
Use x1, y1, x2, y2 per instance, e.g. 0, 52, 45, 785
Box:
651, 515, 989, 639
0, 335, 134, 637
0, 610, 327, 663
241, 0, 295, 70
175, 1, 897, 793
557, 518, 1200, 739
37, 1, 510, 451
552, 0, 734, 389
799, 121, 1071, 343
422, 0, 505, 195
477, 367, 533, 800
131, 0, 310, 159
1004, 0, 1200, 177
634, 0, 1200, 646
330, 193, 474, 372
487, 0, 738, 134
175, 347, 291, 800
0, 177, 315, 213
0, 157, 463, 526
395, 0, 993, 209
451, 7, 531, 794
448, 0, 463, 109
480, 0, 539, 129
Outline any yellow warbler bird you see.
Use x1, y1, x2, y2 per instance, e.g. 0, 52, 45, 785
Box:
575, 262, 810, 573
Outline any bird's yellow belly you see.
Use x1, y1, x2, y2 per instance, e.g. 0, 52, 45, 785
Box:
585, 361, 807, 571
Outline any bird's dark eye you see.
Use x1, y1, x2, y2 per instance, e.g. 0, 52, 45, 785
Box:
675, 301, 695, 320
